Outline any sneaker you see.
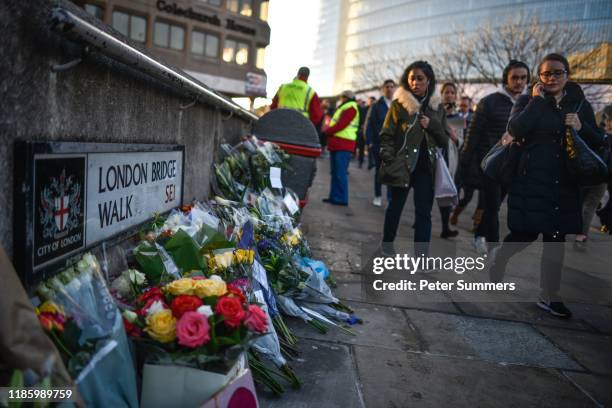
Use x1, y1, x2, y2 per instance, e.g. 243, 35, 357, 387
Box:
473, 236, 488, 255
536, 299, 572, 318
372, 196, 382, 207
381, 242, 396, 257
440, 229, 459, 239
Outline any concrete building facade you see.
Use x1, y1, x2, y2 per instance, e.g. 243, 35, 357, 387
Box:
74, 0, 271, 96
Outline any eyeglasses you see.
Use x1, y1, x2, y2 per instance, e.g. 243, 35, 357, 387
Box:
539, 70, 567, 80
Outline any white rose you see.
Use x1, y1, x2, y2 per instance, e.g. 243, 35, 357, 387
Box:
125, 269, 146, 285
123, 310, 138, 323
196, 305, 213, 318
111, 275, 131, 297
146, 300, 166, 317
209, 274, 224, 282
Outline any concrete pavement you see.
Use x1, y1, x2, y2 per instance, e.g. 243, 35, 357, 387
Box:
258, 155, 612, 407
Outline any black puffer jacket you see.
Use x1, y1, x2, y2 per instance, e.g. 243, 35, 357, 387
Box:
507, 82, 604, 235
459, 91, 514, 188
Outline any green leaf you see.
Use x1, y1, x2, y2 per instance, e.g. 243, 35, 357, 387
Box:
134, 241, 166, 285
164, 229, 205, 272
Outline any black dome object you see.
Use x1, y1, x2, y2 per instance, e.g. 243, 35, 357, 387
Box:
252, 109, 320, 148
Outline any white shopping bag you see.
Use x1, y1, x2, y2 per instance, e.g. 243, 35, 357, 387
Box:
434, 149, 458, 206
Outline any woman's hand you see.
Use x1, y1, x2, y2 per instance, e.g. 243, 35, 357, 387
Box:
419, 114, 430, 129
565, 113, 582, 131
531, 83, 545, 98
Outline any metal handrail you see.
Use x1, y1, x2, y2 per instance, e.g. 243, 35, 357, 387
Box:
49, 8, 258, 122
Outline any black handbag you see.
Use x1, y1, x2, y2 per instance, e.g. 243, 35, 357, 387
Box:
564, 127, 608, 185
480, 140, 521, 185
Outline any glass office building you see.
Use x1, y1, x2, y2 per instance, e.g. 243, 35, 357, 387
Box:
313, 0, 612, 94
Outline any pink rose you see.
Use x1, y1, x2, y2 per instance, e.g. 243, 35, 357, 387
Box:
176, 311, 210, 348
243, 305, 268, 333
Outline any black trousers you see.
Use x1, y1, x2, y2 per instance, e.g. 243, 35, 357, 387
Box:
493, 231, 565, 300
475, 175, 506, 242
458, 186, 483, 209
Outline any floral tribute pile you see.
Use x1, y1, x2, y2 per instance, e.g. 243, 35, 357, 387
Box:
32, 137, 360, 403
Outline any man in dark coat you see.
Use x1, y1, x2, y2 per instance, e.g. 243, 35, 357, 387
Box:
366, 79, 396, 206
490, 53, 605, 318
459, 60, 530, 254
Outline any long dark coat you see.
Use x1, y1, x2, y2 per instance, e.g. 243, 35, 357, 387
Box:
506, 82, 604, 235
459, 91, 514, 189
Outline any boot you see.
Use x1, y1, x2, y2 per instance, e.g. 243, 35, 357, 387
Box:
472, 209, 483, 232
450, 206, 465, 225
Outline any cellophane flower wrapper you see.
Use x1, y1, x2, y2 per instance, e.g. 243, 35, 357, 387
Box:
294, 301, 351, 323
251, 289, 287, 368
37, 253, 139, 407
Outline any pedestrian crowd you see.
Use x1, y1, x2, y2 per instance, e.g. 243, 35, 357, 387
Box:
271, 56, 612, 319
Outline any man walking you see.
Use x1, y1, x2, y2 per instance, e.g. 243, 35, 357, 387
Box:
323, 90, 360, 206
366, 79, 396, 207
270, 66, 323, 127
459, 60, 530, 254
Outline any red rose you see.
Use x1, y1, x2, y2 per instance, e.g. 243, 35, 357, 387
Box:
137, 287, 164, 304
171, 295, 203, 319
244, 305, 268, 333
215, 297, 246, 328
227, 284, 246, 304
123, 317, 142, 337
192, 276, 206, 281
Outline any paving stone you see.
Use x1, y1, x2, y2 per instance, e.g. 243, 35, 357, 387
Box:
286, 301, 421, 351
562, 372, 612, 407
353, 346, 593, 408
458, 302, 593, 331
257, 339, 364, 408
405, 309, 581, 370
535, 326, 612, 375
569, 303, 612, 334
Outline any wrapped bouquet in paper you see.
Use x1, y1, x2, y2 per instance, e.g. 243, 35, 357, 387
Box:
35, 253, 139, 407
120, 275, 268, 405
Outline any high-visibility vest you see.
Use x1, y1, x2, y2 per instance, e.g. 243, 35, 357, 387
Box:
329, 100, 359, 141
277, 79, 314, 118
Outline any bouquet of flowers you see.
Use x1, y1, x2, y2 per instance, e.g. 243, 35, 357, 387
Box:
122, 275, 267, 363
35, 253, 139, 407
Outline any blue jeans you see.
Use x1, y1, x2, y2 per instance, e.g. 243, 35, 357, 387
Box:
383, 164, 434, 254
329, 150, 352, 204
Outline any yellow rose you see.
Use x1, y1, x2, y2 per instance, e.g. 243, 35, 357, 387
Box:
145, 309, 176, 343
194, 279, 227, 298
38, 301, 63, 316
165, 278, 194, 295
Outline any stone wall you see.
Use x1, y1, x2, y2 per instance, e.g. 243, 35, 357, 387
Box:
0, 0, 253, 258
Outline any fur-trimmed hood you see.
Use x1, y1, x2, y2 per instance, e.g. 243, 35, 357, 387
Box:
393, 86, 441, 115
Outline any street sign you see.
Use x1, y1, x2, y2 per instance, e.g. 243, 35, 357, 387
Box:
14, 142, 184, 288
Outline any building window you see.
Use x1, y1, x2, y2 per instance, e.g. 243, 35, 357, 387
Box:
223, 39, 249, 65
256, 47, 265, 69
227, 0, 252, 17
154, 21, 185, 50
199, 0, 221, 5
112, 10, 146, 43
84, 4, 104, 20
259, 1, 269, 21
191, 31, 219, 58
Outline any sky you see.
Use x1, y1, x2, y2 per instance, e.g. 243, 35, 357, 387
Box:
263, 0, 321, 98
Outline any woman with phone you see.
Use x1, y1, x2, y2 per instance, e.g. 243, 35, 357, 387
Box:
378, 61, 449, 261
489, 53, 605, 318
